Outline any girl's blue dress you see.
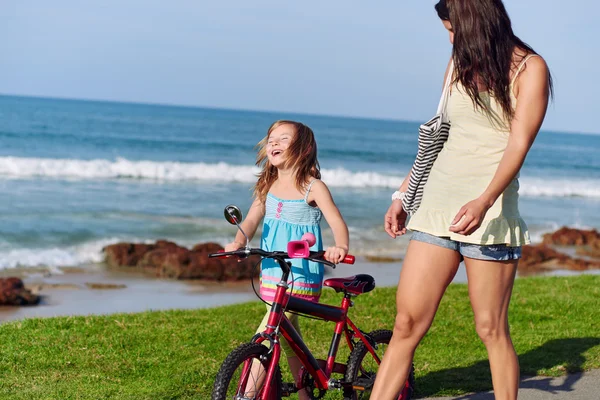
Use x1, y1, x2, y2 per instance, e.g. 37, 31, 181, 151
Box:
259, 180, 323, 303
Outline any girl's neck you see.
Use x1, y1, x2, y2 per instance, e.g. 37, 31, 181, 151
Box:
276, 167, 296, 183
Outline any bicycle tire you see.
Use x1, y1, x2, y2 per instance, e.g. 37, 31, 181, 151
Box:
344, 329, 415, 400
211, 342, 282, 400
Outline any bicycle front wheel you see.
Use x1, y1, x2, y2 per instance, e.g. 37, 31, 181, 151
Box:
344, 329, 415, 400
211, 342, 282, 400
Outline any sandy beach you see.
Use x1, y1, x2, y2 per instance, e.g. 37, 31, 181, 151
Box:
0, 264, 256, 322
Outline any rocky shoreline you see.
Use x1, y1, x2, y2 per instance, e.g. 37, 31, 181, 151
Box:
102, 240, 261, 281
0, 227, 599, 308
519, 227, 600, 274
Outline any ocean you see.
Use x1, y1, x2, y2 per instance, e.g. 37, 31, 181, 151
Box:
1, 94, 599, 271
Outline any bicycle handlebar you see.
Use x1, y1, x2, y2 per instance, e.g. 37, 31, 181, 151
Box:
208, 247, 355, 269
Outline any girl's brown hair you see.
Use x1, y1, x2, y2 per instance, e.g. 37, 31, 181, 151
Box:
435, 0, 553, 121
253, 120, 321, 203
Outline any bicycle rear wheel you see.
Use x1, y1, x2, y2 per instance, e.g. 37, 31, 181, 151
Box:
344, 329, 415, 400
211, 342, 282, 400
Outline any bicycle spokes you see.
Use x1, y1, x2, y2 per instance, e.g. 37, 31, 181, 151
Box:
233, 358, 268, 399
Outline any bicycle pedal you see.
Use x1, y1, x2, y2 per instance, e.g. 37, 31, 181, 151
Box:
281, 382, 298, 396
352, 377, 374, 391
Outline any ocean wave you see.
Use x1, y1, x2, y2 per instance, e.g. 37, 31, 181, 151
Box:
0, 156, 260, 183
519, 177, 600, 198
0, 156, 405, 187
1, 156, 599, 198
0, 238, 129, 270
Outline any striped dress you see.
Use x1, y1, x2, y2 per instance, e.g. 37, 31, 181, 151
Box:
259, 181, 323, 303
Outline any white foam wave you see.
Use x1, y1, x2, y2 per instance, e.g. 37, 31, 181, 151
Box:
519, 177, 600, 199
0, 156, 599, 198
0, 156, 260, 183
0, 238, 133, 270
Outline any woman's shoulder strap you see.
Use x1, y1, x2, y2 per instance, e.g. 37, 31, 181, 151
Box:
510, 54, 541, 87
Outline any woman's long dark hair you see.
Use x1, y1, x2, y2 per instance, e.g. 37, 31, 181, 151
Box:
435, 0, 553, 121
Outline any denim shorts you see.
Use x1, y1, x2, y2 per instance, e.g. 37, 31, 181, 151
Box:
410, 231, 521, 261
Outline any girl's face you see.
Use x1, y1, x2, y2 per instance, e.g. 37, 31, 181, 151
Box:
443, 20, 454, 44
266, 124, 296, 168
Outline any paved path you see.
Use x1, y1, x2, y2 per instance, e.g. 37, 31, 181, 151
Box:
419, 369, 600, 399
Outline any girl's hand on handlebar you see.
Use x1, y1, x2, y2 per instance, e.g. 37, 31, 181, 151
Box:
324, 245, 348, 264
224, 241, 244, 252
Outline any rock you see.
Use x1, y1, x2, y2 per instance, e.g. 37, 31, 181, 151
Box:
0, 277, 40, 306
139, 245, 189, 275
576, 246, 600, 259
365, 255, 403, 263
520, 245, 567, 268
137, 248, 171, 272
518, 227, 600, 274
103, 243, 156, 268
542, 227, 600, 248
157, 243, 260, 280
85, 283, 127, 290
103, 240, 260, 281
155, 240, 181, 250
26, 283, 81, 292
520, 244, 600, 273
191, 242, 224, 253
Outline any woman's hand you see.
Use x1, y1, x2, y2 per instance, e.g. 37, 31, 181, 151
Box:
384, 200, 408, 238
324, 245, 348, 264
224, 241, 244, 252
449, 197, 491, 236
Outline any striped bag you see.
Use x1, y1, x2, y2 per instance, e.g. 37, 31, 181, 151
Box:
402, 61, 454, 215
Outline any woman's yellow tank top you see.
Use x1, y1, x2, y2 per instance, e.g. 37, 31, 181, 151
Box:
406, 56, 538, 246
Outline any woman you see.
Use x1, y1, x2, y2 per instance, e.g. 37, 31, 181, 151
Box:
372, 1, 552, 399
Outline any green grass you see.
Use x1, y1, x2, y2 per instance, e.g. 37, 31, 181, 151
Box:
0, 275, 598, 399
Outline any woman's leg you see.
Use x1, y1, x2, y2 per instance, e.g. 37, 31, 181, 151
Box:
370, 239, 461, 399
464, 257, 519, 400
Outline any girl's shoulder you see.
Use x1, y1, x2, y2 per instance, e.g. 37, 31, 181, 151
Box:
304, 178, 328, 193
304, 178, 335, 206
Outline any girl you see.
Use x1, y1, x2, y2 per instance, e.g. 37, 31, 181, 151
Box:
225, 119, 349, 400
373, 1, 552, 399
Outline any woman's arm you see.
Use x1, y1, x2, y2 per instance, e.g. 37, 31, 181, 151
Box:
384, 57, 454, 238
225, 197, 265, 250
450, 56, 550, 235
309, 180, 350, 263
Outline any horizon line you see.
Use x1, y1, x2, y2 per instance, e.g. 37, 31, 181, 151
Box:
0, 92, 597, 137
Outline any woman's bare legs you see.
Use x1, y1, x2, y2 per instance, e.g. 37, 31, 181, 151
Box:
369, 240, 461, 399
465, 257, 519, 400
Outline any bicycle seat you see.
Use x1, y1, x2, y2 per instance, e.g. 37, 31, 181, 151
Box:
323, 274, 375, 296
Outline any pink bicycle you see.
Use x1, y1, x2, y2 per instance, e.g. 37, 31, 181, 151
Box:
210, 205, 414, 399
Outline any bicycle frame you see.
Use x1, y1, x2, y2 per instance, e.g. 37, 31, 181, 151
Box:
249, 257, 382, 396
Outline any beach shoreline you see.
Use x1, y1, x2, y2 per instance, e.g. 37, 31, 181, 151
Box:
0, 257, 415, 322
2, 254, 598, 323
0, 263, 256, 322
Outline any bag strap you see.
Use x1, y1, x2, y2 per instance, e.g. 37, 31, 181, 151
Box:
436, 59, 454, 115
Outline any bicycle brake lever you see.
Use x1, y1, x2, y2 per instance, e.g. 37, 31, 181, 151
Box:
307, 256, 336, 269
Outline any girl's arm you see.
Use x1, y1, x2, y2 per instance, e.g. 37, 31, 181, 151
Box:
450, 56, 550, 235
309, 180, 350, 263
224, 197, 265, 250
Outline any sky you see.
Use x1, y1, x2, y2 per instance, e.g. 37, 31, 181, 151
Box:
1, 1, 598, 134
